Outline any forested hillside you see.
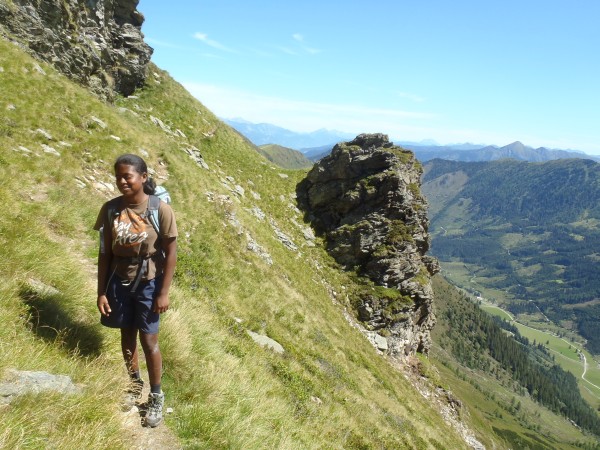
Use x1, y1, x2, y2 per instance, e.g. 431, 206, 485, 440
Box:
431, 276, 600, 449
422, 158, 600, 353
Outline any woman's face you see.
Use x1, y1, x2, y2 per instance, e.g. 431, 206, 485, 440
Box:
115, 163, 147, 198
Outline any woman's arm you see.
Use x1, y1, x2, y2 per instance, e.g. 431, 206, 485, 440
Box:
97, 225, 113, 316
153, 237, 177, 314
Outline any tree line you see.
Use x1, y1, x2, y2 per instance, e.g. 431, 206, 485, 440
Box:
439, 289, 600, 436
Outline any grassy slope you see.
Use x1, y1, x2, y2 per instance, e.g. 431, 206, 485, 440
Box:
0, 37, 468, 449
257, 143, 314, 169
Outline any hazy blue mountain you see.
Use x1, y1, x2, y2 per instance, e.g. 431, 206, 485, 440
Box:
301, 144, 335, 161
225, 119, 596, 164
407, 140, 597, 163
223, 118, 354, 149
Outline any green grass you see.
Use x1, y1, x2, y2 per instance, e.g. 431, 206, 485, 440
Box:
479, 299, 600, 409
257, 144, 314, 169
0, 35, 468, 449
480, 304, 513, 322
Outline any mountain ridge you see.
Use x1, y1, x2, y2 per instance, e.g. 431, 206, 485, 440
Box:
226, 119, 597, 163
256, 143, 313, 169
223, 118, 354, 149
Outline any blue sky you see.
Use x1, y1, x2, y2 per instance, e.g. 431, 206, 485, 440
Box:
140, 1, 600, 154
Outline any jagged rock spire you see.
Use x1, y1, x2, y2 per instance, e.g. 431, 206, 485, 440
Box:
297, 133, 439, 356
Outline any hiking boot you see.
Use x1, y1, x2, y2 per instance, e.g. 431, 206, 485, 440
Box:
145, 391, 164, 427
121, 378, 144, 411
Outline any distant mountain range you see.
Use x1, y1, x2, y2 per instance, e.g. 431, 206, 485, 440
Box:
225, 118, 598, 163
223, 118, 354, 150
406, 141, 598, 163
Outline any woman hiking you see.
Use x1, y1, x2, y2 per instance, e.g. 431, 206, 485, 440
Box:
94, 154, 177, 427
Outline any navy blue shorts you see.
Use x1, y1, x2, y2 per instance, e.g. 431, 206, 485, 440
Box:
102, 275, 162, 334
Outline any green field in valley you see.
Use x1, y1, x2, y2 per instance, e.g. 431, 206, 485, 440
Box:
480, 302, 600, 408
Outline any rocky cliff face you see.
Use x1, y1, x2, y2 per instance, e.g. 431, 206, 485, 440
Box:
297, 134, 439, 356
0, 0, 152, 100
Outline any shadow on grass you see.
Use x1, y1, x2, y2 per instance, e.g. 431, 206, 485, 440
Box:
19, 285, 104, 357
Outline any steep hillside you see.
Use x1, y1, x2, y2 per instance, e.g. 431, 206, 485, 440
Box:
0, 35, 473, 448
257, 143, 313, 169
422, 158, 600, 354
430, 276, 600, 449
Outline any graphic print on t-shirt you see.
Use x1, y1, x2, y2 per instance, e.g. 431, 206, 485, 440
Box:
113, 210, 148, 248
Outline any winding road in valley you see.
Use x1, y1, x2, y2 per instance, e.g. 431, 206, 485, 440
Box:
481, 300, 600, 399
557, 336, 600, 392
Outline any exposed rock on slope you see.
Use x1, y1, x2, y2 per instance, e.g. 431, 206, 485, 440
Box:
0, 0, 152, 100
297, 134, 439, 356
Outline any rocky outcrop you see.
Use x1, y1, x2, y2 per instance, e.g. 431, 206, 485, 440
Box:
297, 134, 439, 357
0, 369, 83, 405
0, 0, 153, 100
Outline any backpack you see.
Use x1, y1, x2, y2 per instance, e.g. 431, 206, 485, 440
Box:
146, 185, 171, 236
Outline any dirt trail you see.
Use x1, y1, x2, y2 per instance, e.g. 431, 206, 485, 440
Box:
121, 383, 182, 449
69, 237, 182, 448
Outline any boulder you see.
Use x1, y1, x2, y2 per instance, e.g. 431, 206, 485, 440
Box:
0, 369, 83, 405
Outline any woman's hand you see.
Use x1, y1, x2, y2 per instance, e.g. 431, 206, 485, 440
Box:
97, 295, 112, 317
153, 293, 170, 314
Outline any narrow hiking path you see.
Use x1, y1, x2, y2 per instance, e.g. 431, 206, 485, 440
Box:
64, 229, 183, 449
121, 382, 182, 449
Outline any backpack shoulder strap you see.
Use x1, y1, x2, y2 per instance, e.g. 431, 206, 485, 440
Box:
147, 194, 161, 236
106, 197, 122, 225
101, 197, 121, 255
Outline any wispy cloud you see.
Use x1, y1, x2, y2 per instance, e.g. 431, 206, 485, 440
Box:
193, 32, 236, 53
277, 46, 298, 56
394, 91, 426, 103
182, 82, 434, 136
291, 33, 322, 55
182, 81, 596, 150
303, 46, 321, 55
145, 37, 222, 59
